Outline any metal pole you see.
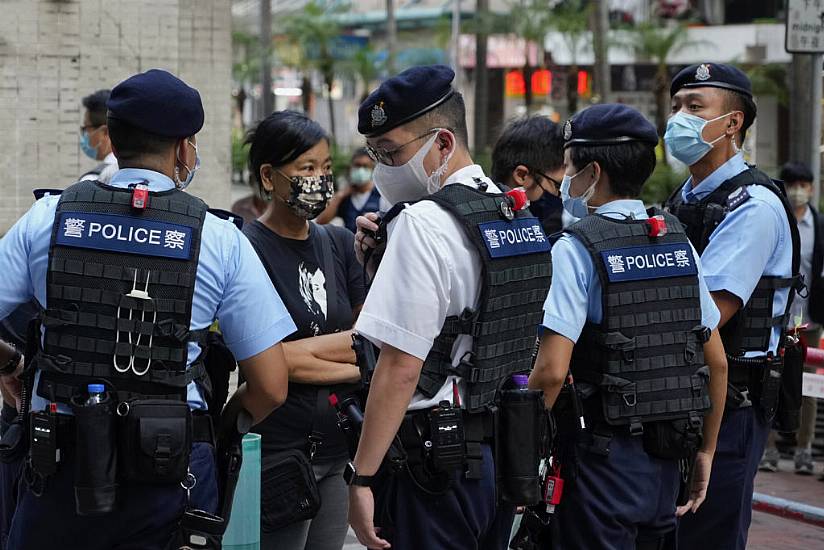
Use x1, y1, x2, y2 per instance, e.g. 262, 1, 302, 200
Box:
473, 0, 489, 155
260, 0, 273, 116
386, 0, 397, 74
790, 53, 823, 206
451, 0, 462, 92
811, 54, 822, 207
591, 0, 611, 102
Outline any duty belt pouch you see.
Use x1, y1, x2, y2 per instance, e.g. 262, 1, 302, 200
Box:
642, 417, 703, 460
775, 342, 803, 432
758, 358, 783, 423
167, 508, 224, 550
260, 449, 320, 532
495, 387, 545, 505
118, 399, 192, 485
70, 394, 118, 515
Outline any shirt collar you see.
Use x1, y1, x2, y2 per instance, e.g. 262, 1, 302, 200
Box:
444, 164, 487, 187
103, 152, 117, 165
109, 168, 176, 191
593, 199, 648, 220
681, 153, 748, 202
799, 204, 813, 227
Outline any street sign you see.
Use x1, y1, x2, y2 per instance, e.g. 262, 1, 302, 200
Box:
786, 0, 824, 53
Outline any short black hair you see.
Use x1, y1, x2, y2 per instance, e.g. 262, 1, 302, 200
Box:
107, 117, 178, 164
82, 89, 111, 127
568, 141, 657, 198
721, 89, 756, 143
351, 147, 371, 163
491, 116, 564, 184
246, 110, 329, 192
409, 92, 469, 147
780, 161, 814, 184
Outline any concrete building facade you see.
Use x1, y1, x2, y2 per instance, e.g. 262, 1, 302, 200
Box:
0, 0, 233, 233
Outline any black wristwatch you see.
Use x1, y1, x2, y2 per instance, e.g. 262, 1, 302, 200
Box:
0, 349, 21, 377
343, 462, 376, 488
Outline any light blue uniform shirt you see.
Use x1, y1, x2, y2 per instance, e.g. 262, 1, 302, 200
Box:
680, 153, 793, 355
0, 169, 296, 411
542, 199, 720, 341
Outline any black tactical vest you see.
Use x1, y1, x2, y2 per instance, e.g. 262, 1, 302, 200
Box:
566, 211, 711, 429
35, 180, 208, 404
665, 167, 801, 357
413, 183, 553, 412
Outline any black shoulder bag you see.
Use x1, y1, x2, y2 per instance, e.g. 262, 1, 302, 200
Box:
260, 223, 339, 532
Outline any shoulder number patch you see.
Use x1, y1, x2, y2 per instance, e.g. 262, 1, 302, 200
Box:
478, 218, 551, 258
55, 211, 194, 260
600, 242, 697, 282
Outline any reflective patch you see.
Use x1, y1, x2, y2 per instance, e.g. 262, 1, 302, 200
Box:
600, 243, 697, 282
478, 218, 551, 258
55, 211, 193, 260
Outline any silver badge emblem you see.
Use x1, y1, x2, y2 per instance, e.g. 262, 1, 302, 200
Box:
563, 120, 573, 140
371, 101, 388, 128
695, 64, 711, 81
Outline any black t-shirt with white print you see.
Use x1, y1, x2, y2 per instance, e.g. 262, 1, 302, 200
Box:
243, 220, 365, 460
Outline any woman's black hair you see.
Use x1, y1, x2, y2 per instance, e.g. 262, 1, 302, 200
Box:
246, 110, 329, 190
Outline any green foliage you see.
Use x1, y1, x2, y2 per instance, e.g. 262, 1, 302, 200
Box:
746, 63, 789, 106
614, 22, 696, 65
331, 143, 352, 179
231, 128, 249, 177
547, 0, 590, 60
640, 159, 688, 206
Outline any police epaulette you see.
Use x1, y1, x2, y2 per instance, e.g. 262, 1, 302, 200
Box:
207, 209, 243, 230
726, 186, 750, 211
33, 189, 63, 200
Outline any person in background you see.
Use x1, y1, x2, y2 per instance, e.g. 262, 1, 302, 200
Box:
315, 148, 390, 233
759, 161, 822, 476
230, 182, 267, 225
243, 110, 366, 550
78, 89, 118, 183
491, 115, 566, 234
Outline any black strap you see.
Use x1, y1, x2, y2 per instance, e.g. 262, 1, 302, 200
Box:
308, 387, 329, 462
311, 223, 339, 326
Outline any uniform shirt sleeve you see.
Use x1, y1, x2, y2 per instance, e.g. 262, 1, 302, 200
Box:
217, 226, 296, 360
693, 244, 720, 330
541, 235, 592, 343
700, 192, 783, 303
338, 227, 366, 310
0, 203, 42, 319
355, 211, 453, 360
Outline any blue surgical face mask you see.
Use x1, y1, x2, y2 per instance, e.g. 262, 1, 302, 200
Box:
80, 129, 99, 160
664, 111, 733, 166
560, 163, 597, 219
175, 140, 200, 190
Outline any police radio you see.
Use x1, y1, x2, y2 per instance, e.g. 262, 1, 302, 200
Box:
427, 399, 465, 472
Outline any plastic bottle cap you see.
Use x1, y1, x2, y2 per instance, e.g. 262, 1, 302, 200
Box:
512, 374, 529, 387
87, 383, 105, 394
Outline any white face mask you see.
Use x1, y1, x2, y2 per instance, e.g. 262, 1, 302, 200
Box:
371, 130, 454, 205
787, 186, 811, 208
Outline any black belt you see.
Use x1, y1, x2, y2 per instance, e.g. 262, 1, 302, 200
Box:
47, 411, 214, 449
399, 408, 494, 443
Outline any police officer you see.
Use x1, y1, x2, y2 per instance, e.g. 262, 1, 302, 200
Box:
663, 63, 799, 550
0, 69, 296, 550
530, 104, 728, 549
78, 89, 118, 183
346, 65, 551, 549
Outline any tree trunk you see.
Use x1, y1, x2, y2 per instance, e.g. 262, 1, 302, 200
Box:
591, 0, 610, 102
260, 0, 273, 116
524, 61, 534, 113
301, 74, 312, 115
473, 0, 490, 155
567, 64, 578, 116
655, 64, 669, 165
386, 0, 397, 74
326, 73, 337, 143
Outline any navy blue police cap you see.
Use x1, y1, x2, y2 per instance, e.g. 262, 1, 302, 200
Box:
670, 63, 752, 98
563, 104, 658, 149
107, 69, 204, 138
358, 65, 455, 137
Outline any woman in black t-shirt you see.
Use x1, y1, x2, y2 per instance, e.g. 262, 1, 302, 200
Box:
244, 111, 365, 550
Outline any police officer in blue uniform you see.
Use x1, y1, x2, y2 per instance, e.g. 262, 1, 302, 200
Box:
346, 65, 551, 550
0, 69, 296, 550
663, 63, 800, 550
530, 104, 728, 549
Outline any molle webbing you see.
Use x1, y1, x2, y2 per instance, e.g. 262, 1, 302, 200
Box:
39, 180, 207, 403
567, 212, 710, 427
417, 184, 552, 412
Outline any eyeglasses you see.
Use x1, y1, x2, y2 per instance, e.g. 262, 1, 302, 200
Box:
532, 169, 562, 192
79, 124, 103, 135
365, 128, 442, 166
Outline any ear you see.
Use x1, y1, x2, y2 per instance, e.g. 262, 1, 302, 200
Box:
437, 130, 455, 158
259, 164, 275, 193
512, 164, 531, 186
591, 161, 602, 183
727, 111, 744, 135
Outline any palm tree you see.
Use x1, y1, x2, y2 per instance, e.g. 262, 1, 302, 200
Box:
616, 22, 702, 161
509, 0, 553, 113
281, 1, 345, 141
547, 0, 590, 115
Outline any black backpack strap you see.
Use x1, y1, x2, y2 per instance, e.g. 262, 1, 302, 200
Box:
208, 209, 244, 230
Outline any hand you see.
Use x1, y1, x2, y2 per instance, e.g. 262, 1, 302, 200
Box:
353, 212, 383, 276
0, 376, 22, 411
676, 450, 714, 517
349, 485, 390, 549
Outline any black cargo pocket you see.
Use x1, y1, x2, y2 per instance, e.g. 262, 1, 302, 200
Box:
118, 399, 191, 485
495, 387, 545, 506
70, 394, 118, 515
